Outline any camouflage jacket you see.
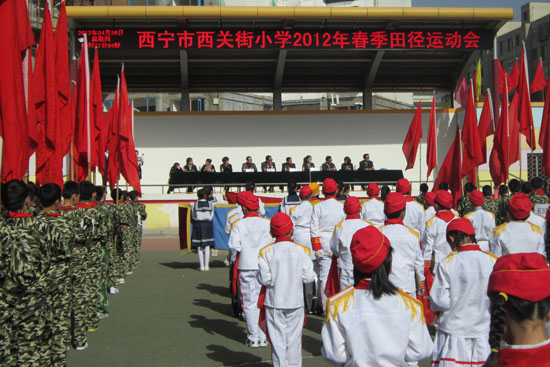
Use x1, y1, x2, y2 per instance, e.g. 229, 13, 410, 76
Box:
415, 193, 425, 206
128, 201, 147, 227
457, 195, 472, 217
496, 196, 510, 226
113, 202, 138, 228
94, 202, 115, 247
482, 197, 498, 215
531, 191, 550, 206
59, 205, 90, 246
76, 201, 109, 245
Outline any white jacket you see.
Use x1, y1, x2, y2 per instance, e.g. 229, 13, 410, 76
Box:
423, 211, 458, 266
490, 221, 545, 257
404, 199, 426, 240
380, 222, 424, 294
322, 286, 433, 367
330, 217, 371, 271
430, 244, 497, 337
228, 215, 273, 270
258, 239, 316, 309
289, 201, 314, 258
310, 198, 345, 254
360, 198, 385, 228
528, 212, 546, 237
224, 205, 243, 234
464, 207, 496, 243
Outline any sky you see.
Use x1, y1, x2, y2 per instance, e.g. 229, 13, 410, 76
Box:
412, 0, 550, 21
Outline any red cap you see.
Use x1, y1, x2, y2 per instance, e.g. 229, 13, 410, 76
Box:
446, 218, 475, 236
271, 212, 294, 236
351, 226, 391, 274
236, 191, 246, 205
384, 192, 406, 214
299, 185, 312, 198
396, 178, 411, 194
367, 183, 380, 197
488, 253, 550, 302
425, 192, 436, 206
435, 190, 453, 209
508, 193, 532, 219
469, 190, 485, 207
322, 178, 338, 194
344, 196, 362, 214
240, 191, 259, 211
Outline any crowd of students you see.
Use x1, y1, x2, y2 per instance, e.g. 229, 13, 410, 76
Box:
0, 180, 146, 367
208, 176, 550, 367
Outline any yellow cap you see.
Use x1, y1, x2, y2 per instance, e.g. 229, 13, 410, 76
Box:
309, 182, 320, 196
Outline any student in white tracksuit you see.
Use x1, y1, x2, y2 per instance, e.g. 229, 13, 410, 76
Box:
396, 178, 426, 240
330, 196, 371, 290
228, 191, 272, 347
322, 226, 433, 367
289, 186, 314, 257
311, 178, 345, 308
430, 218, 497, 367
360, 183, 385, 227
258, 212, 315, 367
490, 193, 546, 257
424, 192, 436, 223
463, 190, 495, 252
380, 192, 424, 298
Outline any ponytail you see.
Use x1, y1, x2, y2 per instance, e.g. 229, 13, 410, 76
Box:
484, 293, 507, 367
353, 247, 397, 300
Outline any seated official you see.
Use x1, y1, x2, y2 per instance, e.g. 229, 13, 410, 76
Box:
167, 162, 183, 194
261, 155, 276, 192
358, 153, 374, 171
281, 157, 296, 172
302, 155, 315, 171
220, 156, 233, 173
321, 155, 336, 171
200, 159, 215, 172
241, 156, 258, 172
341, 156, 353, 171
183, 157, 198, 193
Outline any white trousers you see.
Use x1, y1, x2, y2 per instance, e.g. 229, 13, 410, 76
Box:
266, 307, 304, 367
317, 256, 332, 309
339, 268, 354, 290
239, 270, 266, 342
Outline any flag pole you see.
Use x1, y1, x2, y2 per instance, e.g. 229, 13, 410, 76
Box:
419, 141, 422, 186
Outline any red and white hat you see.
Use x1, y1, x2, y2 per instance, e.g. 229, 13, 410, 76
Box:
367, 183, 380, 197
435, 190, 453, 209
322, 178, 338, 194
508, 193, 532, 220
396, 178, 411, 194
384, 192, 406, 214
425, 192, 436, 206
446, 218, 475, 236
270, 212, 294, 236
344, 196, 362, 214
299, 185, 312, 198
239, 191, 259, 211
488, 253, 550, 302
468, 190, 485, 207
351, 226, 391, 274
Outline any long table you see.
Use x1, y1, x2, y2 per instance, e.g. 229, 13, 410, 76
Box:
169, 170, 404, 187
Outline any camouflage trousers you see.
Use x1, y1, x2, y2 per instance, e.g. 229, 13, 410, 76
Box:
50, 282, 71, 367
97, 246, 110, 315
71, 246, 88, 348
11, 301, 51, 367
109, 234, 126, 284
129, 227, 141, 270
121, 227, 134, 276
85, 246, 103, 330
0, 305, 13, 366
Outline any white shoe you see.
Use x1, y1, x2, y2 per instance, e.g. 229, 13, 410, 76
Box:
259, 340, 268, 347
126, 271, 133, 275
245, 339, 260, 348
75, 343, 88, 351
109, 287, 119, 295
204, 266, 209, 271
118, 278, 125, 284
224, 258, 230, 266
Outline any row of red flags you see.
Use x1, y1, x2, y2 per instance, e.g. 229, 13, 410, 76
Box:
0, 1, 140, 194
403, 45, 549, 207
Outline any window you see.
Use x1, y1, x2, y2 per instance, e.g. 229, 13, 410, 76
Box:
499, 41, 504, 55
523, 11, 529, 22
191, 98, 205, 111
507, 37, 512, 52
515, 35, 520, 47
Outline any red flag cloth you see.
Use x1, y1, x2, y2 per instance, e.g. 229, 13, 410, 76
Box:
454, 75, 468, 107
539, 77, 550, 176
324, 255, 341, 299
508, 93, 521, 164
25, 49, 38, 155
516, 45, 536, 150
120, 101, 142, 194
106, 79, 120, 189
426, 94, 437, 179
489, 79, 511, 186
225, 191, 283, 204
73, 36, 91, 182
478, 91, 495, 165
461, 83, 484, 182
34, 5, 63, 186
531, 58, 547, 94
0, 0, 34, 181
55, 1, 72, 157
91, 49, 103, 171
434, 124, 463, 209
497, 60, 517, 95
99, 108, 111, 176
509, 59, 520, 91
402, 102, 423, 170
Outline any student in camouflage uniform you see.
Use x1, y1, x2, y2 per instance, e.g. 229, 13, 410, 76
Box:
119, 191, 138, 276
77, 181, 109, 332
530, 177, 550, 206
481, 185, 498, 215
109, 188, 126, 288
37, 183, 76, 367
27, 182, 42, 216
415, 183, 429, 206
93, 185, 113, 318
496, 184, 510, 226
128, 190, 147, 269
0, 180, 51, 366
60, 181, 89, 350
457, 182, 476, 217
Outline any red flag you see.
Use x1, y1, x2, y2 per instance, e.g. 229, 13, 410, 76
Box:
91, 49, 103, 172
478, 90, 495, 164
106, 75, 122, 189
539, 76, 550, 176
55, 1, 72, 158
454, 75, 468, 107
99, 107, 111, 176
73, 35, 91, 182
426, 93, 437, 179
489, 78, 510, 186
509, 59, 520, 91
402, 102, 423, 170
497, 60, 517, 95
508, 93, 521, 164
120, 100, 141, 194
25, 49, 38, 155
516, 44, 536, 150
461, 82, 484, 184
34, 4, 63, 186
434, 124, 463, 208
531, 58, 547, 94
0, 0, 34, 181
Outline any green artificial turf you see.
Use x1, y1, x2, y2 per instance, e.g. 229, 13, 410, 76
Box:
67, 250, 431, 367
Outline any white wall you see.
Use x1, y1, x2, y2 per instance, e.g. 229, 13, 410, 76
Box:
134, 110, 458, 194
